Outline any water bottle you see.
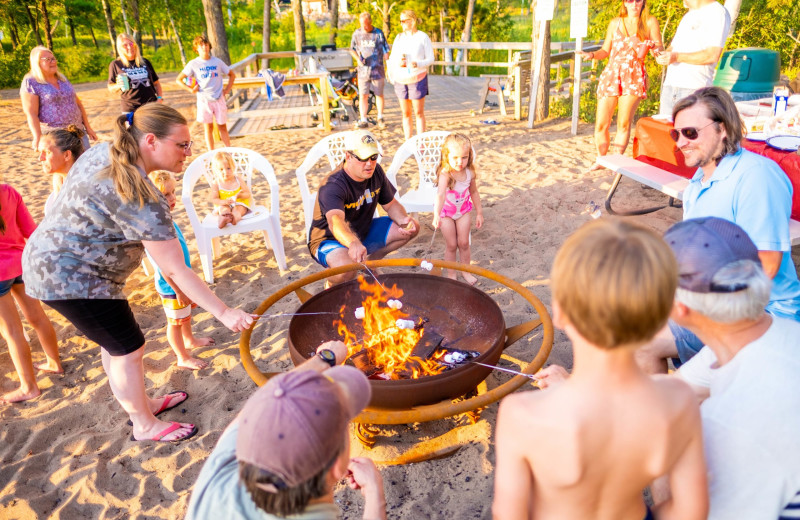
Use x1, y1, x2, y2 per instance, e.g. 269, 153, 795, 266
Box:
774, 86, 789, 116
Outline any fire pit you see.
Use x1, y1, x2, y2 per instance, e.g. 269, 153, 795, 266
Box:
288, 273, 506, 409
239, 258, 553, 453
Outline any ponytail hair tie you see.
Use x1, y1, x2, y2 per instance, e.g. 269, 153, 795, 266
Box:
126, 112, 134, 127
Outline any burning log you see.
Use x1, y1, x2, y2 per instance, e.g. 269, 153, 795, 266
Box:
410, 330, 444, 360
349, 349, 380, 377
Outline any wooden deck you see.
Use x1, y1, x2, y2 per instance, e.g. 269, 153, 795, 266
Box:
228, 75, 491, 137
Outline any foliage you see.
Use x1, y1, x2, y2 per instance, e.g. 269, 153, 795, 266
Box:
0, 47, 31, 89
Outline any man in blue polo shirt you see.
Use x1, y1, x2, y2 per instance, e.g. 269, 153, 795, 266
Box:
636, 87, 800, 374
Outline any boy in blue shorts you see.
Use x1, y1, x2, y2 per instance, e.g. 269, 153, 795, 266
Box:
147, 171, 214, 370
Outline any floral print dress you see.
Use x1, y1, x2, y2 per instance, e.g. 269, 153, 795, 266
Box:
597, 20, 649, 99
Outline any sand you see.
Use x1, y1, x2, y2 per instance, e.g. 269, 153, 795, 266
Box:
0, 74, 684, 519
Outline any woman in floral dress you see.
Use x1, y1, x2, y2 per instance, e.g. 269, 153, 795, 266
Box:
579, 0, 662, 170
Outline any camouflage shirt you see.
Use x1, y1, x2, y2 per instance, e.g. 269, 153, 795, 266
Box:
22, 142, 176, 300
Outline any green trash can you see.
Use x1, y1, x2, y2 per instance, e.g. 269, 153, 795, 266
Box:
713, 48, 780, 101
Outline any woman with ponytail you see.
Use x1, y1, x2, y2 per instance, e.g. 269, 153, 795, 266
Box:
38, 125, 85, 215
22, 103, 253, 443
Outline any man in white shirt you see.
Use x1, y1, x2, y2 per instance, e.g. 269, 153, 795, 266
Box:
656, 0, 731, 115
665, 217, 800, 519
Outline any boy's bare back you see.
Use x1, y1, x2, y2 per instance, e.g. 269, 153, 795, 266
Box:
494, 369, 705, 520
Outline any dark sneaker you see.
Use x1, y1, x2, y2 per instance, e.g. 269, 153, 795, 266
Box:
357, 120, 369, 129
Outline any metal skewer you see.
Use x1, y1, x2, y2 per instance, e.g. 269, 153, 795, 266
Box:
360, 262, 387, 292
469, 361, 540, 381
250, 312, 339, 319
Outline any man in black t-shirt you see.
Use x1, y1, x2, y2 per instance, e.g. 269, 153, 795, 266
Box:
308, 130, 419, 285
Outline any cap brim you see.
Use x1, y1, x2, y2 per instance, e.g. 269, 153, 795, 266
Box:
325, 365, 371, 418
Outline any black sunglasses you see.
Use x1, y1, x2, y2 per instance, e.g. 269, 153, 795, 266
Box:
349, 152, 380, 163
669, 121, 717, 142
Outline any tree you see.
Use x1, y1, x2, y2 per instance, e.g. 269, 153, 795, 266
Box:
201, 0, 231, 63
455, 0, 476, 75
528, 4, 550, 124
40, 0, 54, 49
128, 0, 143, 52
101, 0, 117, 55
290, 0, 305, 52
164, 0, 187, 65
15, 0, 43, 46
262, 0, 271, 69
328, 0, 338, 45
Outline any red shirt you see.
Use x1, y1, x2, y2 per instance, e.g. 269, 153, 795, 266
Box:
0, 184, 37, 280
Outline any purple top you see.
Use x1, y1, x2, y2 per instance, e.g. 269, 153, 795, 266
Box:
20, 76, 83, 128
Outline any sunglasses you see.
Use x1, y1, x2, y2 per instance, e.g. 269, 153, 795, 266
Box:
624, 0, 644, 3
350, 152, 380, 163
669, 121, 717, 142
400, 18, 412, 23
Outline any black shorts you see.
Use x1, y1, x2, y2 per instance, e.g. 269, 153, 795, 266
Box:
44, 299, 145, 356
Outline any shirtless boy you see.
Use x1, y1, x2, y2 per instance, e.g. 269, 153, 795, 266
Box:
492, 218, 707, 520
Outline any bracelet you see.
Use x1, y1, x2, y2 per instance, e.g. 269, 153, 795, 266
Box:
156, 96, 163, 100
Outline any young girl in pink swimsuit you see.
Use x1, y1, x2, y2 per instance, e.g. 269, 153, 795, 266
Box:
432, 133, 484, 285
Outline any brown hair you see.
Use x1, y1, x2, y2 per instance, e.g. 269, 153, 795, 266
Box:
616, 0, 652, 40
193, 35, 212, 53
672, 86, 744, 162
238, 453, 337, 517
436, 133, 477, 190
103, 103, 187, 207
43, 125, 85, 164
551, 218, 677, 349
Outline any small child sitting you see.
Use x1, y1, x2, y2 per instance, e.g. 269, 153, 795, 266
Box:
493, 218, 708, 520
147, 170, 214, 370
207, 151, 252, 229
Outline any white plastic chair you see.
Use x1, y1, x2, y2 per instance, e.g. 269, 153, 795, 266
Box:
181, 147, 287, 283
295, 133, 384, 241
384, 131, 452, 213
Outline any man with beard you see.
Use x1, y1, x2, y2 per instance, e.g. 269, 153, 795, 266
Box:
636, 87, 800, 373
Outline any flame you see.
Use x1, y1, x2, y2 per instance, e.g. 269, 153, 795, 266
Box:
335, 276, 447, 379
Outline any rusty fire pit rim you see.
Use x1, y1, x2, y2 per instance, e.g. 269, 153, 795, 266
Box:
239, 258, 554, 425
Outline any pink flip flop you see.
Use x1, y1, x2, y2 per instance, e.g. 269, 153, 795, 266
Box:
126, 391, 188, 426
130, 422, 198, 443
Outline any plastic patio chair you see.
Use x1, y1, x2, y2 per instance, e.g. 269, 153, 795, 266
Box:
295, 133, 384, 241
181, 147, 287, 283
384, 131, 453, 214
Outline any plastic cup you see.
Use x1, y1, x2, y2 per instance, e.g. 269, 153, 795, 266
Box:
118, 73, 130, 92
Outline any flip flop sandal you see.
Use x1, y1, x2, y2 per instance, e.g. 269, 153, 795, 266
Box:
130, 422, 198, 443
126, 391, 188, 426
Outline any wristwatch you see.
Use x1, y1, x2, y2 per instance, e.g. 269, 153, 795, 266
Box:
317, 348, 336, 367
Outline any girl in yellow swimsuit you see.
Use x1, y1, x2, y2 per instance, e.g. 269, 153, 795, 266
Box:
207, 151, 252, 228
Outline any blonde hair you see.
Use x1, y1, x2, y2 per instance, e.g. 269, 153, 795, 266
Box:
103, 103, 187, 207
116, 33, 143, 67
148, 170, 176, 194
27, 46, 66, 84
436, 133, 477, 190
400, 9, 418, 29
212, 151, 235, 182
616, 1, 653, 40
551, 218, 677, 349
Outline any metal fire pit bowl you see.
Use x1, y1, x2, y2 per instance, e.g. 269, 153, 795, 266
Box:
240, 259, 553, 431
288, 273, 506, 409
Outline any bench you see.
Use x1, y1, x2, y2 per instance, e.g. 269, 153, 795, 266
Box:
597, 154, 800, 245
477, 51, 531, 120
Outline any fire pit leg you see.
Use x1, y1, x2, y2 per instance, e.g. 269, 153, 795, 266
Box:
355, 423, 381, 448
462, 380, 487, 424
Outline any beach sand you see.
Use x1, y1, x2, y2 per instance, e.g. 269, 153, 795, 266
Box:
0, 75, 686, 519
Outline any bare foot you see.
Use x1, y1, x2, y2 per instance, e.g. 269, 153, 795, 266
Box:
1, 386, 42, 404
461, 272, 478, 286
187, 336, 215, 348
446, 270, 458, 281
218, 214, 233, 229
35, 361, 64, 374
175, 357, 209, 370
132, 420, 197, 442
588, 162, 606, 172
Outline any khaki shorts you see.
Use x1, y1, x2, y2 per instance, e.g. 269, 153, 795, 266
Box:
359, 77, 385, 97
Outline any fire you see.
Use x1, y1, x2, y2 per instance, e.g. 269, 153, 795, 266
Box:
334, 276, 447, 380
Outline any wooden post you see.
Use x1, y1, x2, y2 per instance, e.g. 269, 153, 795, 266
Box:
571, 37, 583, 136
319, 74, 331, 132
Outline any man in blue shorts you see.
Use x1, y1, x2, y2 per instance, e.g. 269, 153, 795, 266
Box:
636, 87, 800, 374
308, 129, 419, 285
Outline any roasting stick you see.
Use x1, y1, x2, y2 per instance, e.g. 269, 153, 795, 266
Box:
359, 262, 388, 292
250, 312, 339, 319
468, 361, 540, 381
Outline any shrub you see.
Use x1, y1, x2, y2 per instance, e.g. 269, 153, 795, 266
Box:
0, 47, 31, 89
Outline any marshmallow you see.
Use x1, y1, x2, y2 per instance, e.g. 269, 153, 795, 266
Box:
354, 307, 365, 319
395, 319, 415, 330
387, 299, 403, 310
444, 351, 468, 364
420, 261, 433, 271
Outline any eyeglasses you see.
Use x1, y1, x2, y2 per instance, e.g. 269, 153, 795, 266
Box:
669, 121, 718, 142
162, 137, 194, 152
349, 152, 380, 163
624, 0, 644, 3
40, 57, 57, 63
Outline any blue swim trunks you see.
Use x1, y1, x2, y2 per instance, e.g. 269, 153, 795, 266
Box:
313, 216, 393, 268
